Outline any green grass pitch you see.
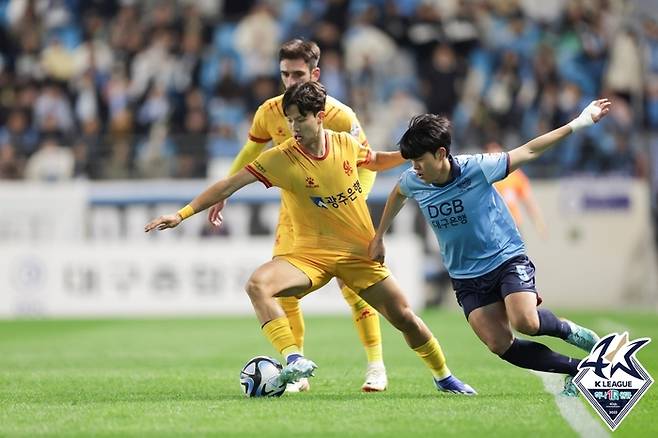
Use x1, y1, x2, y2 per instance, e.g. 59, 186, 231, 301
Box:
1, 310, 656, 437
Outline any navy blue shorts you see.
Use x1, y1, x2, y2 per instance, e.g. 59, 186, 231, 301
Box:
450, 255, 542, 319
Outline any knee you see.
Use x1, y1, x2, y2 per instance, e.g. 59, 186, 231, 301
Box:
484, 337, 513, 356
510, 313, 540, 335
245, 273, 272, 301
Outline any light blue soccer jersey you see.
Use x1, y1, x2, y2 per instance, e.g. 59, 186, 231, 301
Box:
399, 153, 525, 279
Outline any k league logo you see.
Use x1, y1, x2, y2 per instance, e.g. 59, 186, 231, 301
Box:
574, 332, 653, 431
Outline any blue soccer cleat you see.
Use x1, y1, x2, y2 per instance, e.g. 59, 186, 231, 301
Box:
563, 319, 600, 353
560, 375, 579, 397
435, 375, 477, 395
277, 357, 317, 387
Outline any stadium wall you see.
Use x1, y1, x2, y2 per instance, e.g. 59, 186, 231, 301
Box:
0, 177, 656, 318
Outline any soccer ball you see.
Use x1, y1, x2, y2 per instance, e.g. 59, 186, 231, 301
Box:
239, 356, 286, 397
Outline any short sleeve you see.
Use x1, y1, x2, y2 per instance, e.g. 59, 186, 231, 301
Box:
342, 132, 372, 166
398, 170, 413, 198
245, 147, 288, 189
248, 103, 273, 143
356, 143, 372, 167
475, 153, 510, 185
325, 103, 368, 146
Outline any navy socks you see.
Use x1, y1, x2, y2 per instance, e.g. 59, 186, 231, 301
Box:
536, 308, 572, 339
500, 338, 579, 376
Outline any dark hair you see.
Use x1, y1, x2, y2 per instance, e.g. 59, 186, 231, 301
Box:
279, 39, 321, 69
282, 82, 327, 117
398, 114, 452, 159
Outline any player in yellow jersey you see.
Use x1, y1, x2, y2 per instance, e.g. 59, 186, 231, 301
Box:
485, 142, 547, 238
207, 39, 385, 392
145, 82, 476, 395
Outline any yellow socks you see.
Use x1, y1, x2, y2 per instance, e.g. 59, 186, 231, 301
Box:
413, 337, 451, 380
341, 284, 383, 364
277, 296, 305, 353
262, 316, 300, 359
272, 287, 385, 365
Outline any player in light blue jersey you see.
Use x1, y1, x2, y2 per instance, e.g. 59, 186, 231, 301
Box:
370, 99, 612, 396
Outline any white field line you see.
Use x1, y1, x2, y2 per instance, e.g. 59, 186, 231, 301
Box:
530, 370, 610, 438
594, 318, 631, 336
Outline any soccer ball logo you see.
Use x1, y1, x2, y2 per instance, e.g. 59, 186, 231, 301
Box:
239, 356, 286, 398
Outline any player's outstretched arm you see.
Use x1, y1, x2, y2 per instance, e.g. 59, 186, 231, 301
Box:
207, 139, 268, 227
362, 151, 407, 172
369, 183, 408, 263
508, 98, 611, 173
145, 169, 257, 232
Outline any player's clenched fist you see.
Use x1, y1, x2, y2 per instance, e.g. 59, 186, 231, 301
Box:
144, 214, 182, 232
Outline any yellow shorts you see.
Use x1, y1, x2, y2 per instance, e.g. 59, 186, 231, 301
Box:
278, 249, 390, 298
272, 167, 376, 257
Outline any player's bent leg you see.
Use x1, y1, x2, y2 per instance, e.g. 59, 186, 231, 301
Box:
337, 279, 387, 392
504, 291, 599, 352
468, 303, 579, 378
338, 280, 383, 362
262, 315, 317, 386
466, 301, 515, 355
276, 295, 310, 393
359, 277, 429, 347
272, 211, 309, 392
248, 259, 318, 387
277, 296, 305, 352
246, 259, 311, 324
503, 292, 541, 335
359, 276, 475, 395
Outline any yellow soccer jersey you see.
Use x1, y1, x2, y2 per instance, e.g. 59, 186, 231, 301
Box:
249, 94, 366, 146
248, 94, 376, 190
245, 130, 375, 255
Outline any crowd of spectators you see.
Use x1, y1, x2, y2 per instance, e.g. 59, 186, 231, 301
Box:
0, 0, 656, 183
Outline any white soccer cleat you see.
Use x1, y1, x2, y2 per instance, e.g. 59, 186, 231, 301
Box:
361, 364, 388, 392
277, 357, 317, 387
285, 377, 310, 393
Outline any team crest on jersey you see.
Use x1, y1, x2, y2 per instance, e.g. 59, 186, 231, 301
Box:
574, 332, 653, 430
343, 160, 353, 176
305, 177, 319, 188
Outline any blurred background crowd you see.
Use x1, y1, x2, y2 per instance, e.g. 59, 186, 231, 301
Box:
0, 0, 656, 184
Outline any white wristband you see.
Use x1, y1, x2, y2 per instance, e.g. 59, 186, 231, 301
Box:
567, 102, 599, 132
